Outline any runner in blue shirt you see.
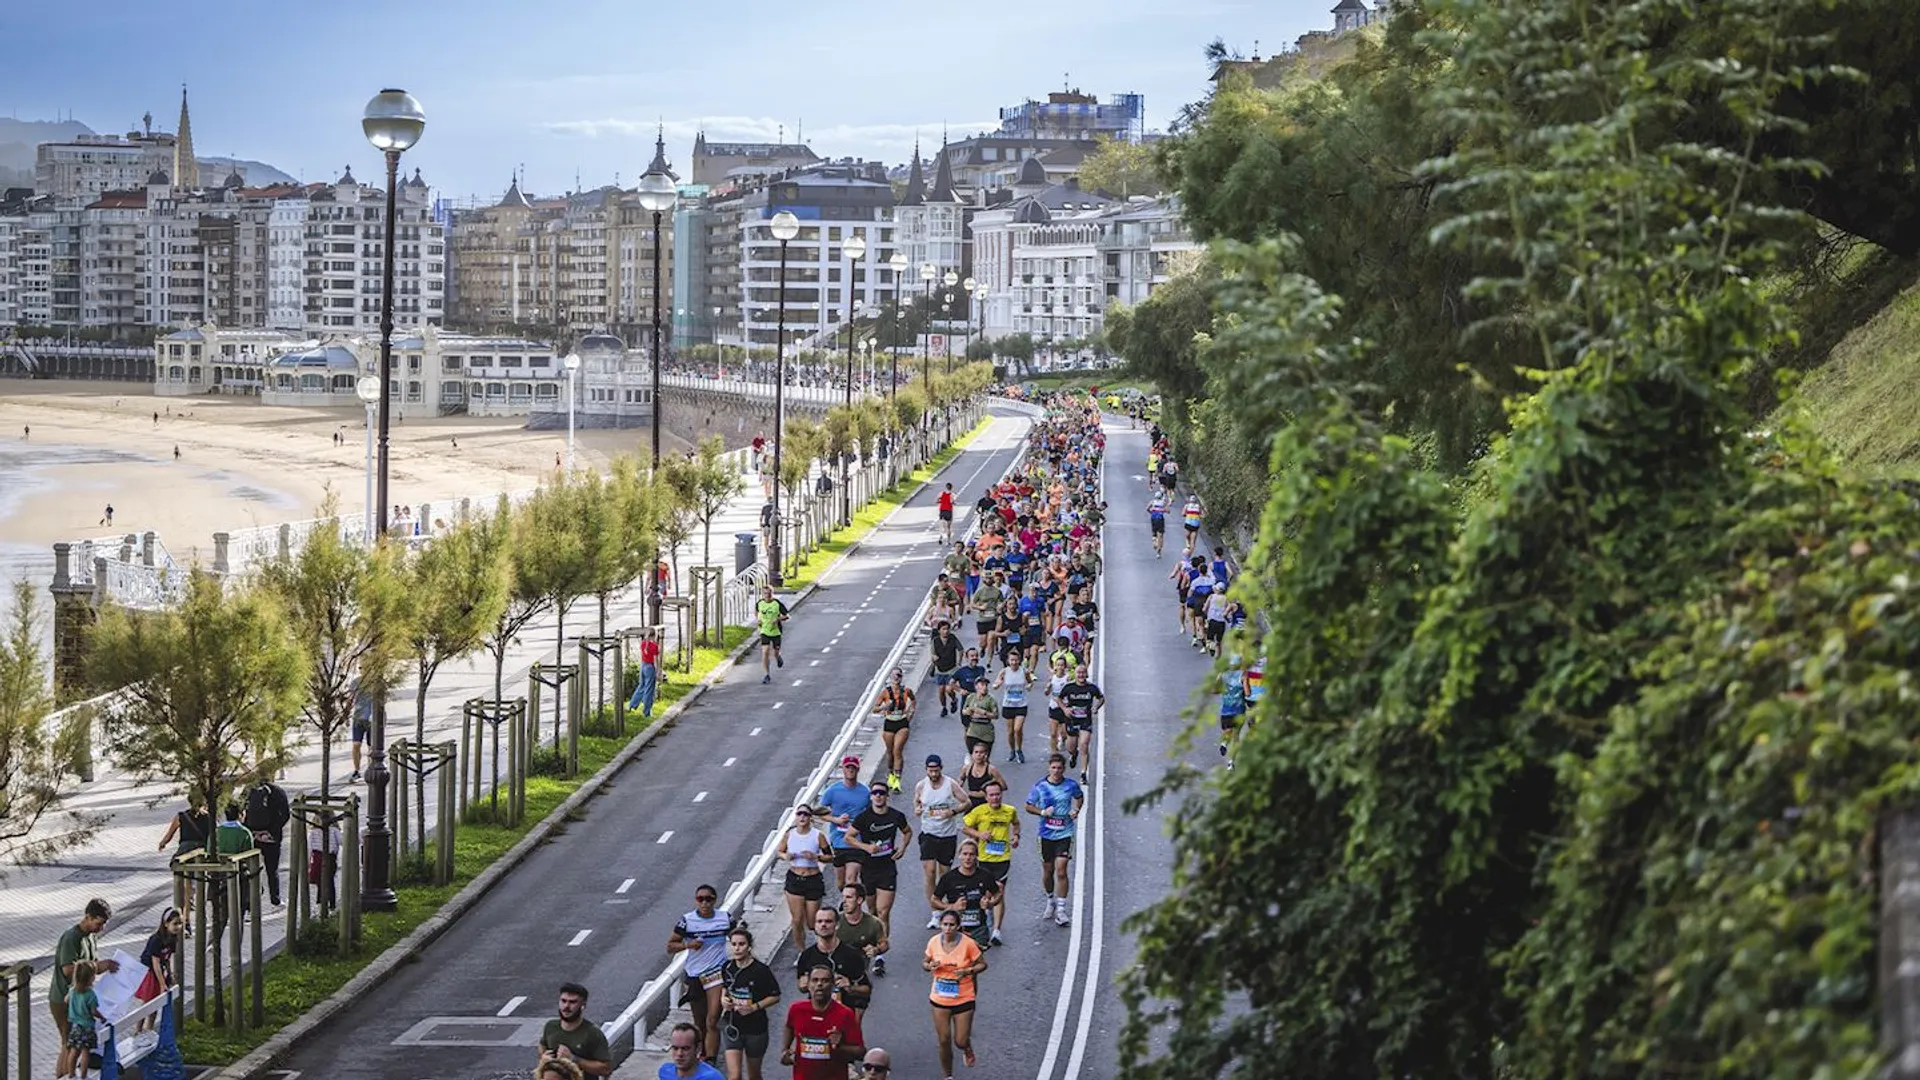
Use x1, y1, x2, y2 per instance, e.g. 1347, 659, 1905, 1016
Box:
820, 757, 871, 890
1023, 754, 1086, 927
1218, 662, 1247, 770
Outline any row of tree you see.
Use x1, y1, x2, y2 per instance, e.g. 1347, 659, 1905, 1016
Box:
1119, 2, 1920, 1079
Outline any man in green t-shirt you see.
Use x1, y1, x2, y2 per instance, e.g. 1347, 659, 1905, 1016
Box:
756, 584, 789, 685
538, 982, 612, 1076
51, 899, 119, 1046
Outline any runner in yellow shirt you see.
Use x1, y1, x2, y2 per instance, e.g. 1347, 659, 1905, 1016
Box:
961, 781, 1020, 945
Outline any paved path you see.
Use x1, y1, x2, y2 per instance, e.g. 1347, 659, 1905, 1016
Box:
0, 452, 782, 1070
270, 413, 1031, 1079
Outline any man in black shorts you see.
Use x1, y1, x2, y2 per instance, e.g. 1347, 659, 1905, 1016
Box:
1058, 664, 1105, 784
930, 621, 962, 716
850, 784, 912, 975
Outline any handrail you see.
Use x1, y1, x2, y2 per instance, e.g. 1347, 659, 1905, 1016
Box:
606, 409, 1029, 1050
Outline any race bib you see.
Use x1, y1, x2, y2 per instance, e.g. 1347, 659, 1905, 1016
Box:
1044, 816, 1068, 830
934, 977, 962, 999
799, 1035, 833, 1060
961, 909, 983, 928
984, 839, 1008, 857
729, 985, 752, 1001
872, 840, 893, 856
700, 969, 724, 990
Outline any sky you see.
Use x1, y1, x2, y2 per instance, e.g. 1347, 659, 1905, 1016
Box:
3, 0, 1340, 204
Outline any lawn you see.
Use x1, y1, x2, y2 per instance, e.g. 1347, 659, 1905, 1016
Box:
175, 625, 753, 1065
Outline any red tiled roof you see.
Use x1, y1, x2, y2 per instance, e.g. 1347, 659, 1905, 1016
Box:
86, 190, 147, 210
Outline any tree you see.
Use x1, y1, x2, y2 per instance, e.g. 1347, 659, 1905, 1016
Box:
654, 454, 700, 590
256, 512, 411, 797
0, 581, 93, 864
687, 436, 743, 567
514, 481, 597, 748
399, 516, 509, 852
996, 334, 1036, 378
481, 497, 554, 707
88, 571, 304, 828
1078, 134, 1166, 198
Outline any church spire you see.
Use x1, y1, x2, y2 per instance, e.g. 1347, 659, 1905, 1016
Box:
900, 139, 926, 207
172, 84, 200, 189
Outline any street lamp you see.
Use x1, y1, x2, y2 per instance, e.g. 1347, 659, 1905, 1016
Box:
961, 276, 977, 364
637, 133, 677, 468
887, 252, 908, 395
355, 375, 381, 543
919, 263, 936, 452
972, 282, 988, 366
563, 352, 581, 473
357, 86, 424, 916
769, 209, 800, 587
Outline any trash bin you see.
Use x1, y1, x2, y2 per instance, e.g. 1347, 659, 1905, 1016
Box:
735, 533, 758, 574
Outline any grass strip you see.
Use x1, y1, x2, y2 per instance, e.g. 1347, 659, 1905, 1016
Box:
176, 625, 752, 1065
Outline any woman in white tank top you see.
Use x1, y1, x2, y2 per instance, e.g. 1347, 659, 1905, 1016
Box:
777, 805, 828, 950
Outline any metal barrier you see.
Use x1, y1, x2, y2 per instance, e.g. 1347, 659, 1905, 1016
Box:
0, 962, 29, 1080
461, 697, 530, 826
391, 739, 458, 886
528, 663, 584, 778
723, 562, 768, 628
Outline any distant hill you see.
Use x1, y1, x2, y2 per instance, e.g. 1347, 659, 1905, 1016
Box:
0, 117, 294, 192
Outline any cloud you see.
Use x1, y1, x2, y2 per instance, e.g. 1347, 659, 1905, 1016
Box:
540, 116, 1003, 154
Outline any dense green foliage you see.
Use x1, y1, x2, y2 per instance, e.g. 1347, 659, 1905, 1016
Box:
1120, 0, 1920, 1077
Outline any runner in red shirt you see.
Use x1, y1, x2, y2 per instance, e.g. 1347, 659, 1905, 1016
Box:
782, 966, 864, 1078
937, 482, 956, 543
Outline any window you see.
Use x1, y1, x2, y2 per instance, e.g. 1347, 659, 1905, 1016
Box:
443, 354, 463, 372
499, 355, 523, 368
529, 355, 551, 368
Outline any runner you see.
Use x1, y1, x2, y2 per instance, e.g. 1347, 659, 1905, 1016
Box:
1043, 655, 1072, 757
937, 482, 956, 543
969, 572, 1005, 662
775, 806, 828, 951
849, 783, 913, 975
912, 755, 965, 928
961, 781, 1019, 943
718, 928, 782, 1080
781, 965, 864, 1079
1181, 492, 1204, 556
1058, 663, 1106, 784
871, 669, 916, 792
992, 653, 1034, 764
820, 757, 870, 890
1146, 489, 1168, 558
951, 648, 987, 729
1017, 582, 1048, 670
666, 884, 737, 1064
1203, 585, 1232, 658
833, 884, 888, 993
959, 676, 998, 760
1218, 657, 1248, 770
925, 909, 988, 1079
1024, 754, 1086, 928
795, 908, 871, 1019
956, 741, 1009, 812
928, 622, 962, 717
755, 584, 788, 685
933, 839, 1002, 951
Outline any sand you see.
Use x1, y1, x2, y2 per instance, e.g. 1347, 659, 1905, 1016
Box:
0, 380, 685, 563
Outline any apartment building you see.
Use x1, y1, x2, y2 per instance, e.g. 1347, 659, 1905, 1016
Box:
734, 161, 905, 347
302, 166, 446, 335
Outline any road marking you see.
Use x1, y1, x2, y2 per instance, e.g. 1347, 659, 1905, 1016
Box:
811, 659, 822, 665
792, 679, 804, 686
724, 757, 737, 767
656, 831, 673, 844
749, 727, 762, 736
616, 878, 634, 894
694, 791, 708, 803
568, 930, 592, 947
498, 996, 526, 1016
771, 702, 785, 710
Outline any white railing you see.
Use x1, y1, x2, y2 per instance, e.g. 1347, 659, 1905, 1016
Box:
102, 558, 185, 610
659, 373, 846, 406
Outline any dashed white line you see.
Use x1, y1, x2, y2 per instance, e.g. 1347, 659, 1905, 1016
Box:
811, 659, 822, 665
616, 878, 634, 895
792, 679, 804, 686
749, 727, 762, 736
568, 930, 592, 947
693, 791, 709, 802
499, 995, 526, 1016
656, 831, 674, 844
771, 702, 785, 710
724, 757, 737, 767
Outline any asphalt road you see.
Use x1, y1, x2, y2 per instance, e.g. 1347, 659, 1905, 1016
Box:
837, 417, 1220, 1080
275, 413, 1032, 1080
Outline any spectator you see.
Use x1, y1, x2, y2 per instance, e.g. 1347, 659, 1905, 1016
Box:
309, 814, 342, 912
626, 628, 661, 719
133, 907, 182, 1033
244, 774, 291, 906
49, 900, 118, 1062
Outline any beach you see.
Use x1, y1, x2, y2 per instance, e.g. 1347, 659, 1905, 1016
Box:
0, 381, 685, 627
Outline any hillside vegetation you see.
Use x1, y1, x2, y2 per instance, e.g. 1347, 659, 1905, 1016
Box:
1788, 272, 1920, 473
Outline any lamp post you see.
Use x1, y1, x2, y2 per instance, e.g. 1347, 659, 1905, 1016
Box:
357, 86, 424, 914
839, 233, 866, 529
887, 252, 907, 396
637, 136, 677, 469
769, 210, 799, 587
563, 352, 581, 473
961, 276, 977, 366
918, 263, 935, 456
356, 375, 380, 543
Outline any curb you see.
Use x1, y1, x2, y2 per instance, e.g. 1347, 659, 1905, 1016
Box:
210, 407, 1002, 1079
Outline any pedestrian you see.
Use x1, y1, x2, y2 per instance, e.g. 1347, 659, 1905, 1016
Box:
133, 907, 182, 1033
20, 425, 26, 440
173, 445, 180, 460
349, 678, 374, 783
244, 772, 292, 906
451, 436, 458, 450
537, 982, 612, 1077
625, 628, 661, 718
308, 813, 341, 912
49, 899, 118, 1073
660, 1020, 725, 1079
100, 504, 113, 526
58, 961, 103, 1080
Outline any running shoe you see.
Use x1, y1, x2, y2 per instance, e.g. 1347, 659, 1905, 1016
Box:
1038, 893, 1055, 920
1227, 757, 1235, 771
888, 772, 902, 791
873, 956, 887, 977
927, 914, 939, 929
963, 1044, 977, 1067
762, 674, 772, 685
1218, 741, 1228, 758
1054, 901, 1071, 927
1079, 770, 1089, 787
1006, 749, 1018, 763
990, 928, 1004, 946
1067, 752, 1078, 770
347, 770, 361, 783
776, 653, 785, 668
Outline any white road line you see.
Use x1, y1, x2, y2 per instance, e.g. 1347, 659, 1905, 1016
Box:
656, 830, 674, 844
811, 659, 822, 665
771, 702, 785, 710
694, 791, 709, 803
749, 727, 762, 736
568, 930, 592, 947
498, 995, 526, 1016
724, 757, 737, 767
616, 878, 634, 895
793, 679, 804, 686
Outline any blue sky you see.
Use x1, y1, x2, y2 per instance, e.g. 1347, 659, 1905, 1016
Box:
4, 0, 1339, 203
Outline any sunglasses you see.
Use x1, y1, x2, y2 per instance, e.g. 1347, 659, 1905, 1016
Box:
863, 1067, 892, 1075
695, 894, 718, 903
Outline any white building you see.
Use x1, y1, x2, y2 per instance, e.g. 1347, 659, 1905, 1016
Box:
301, 166, 445, 335
734, 163, 904, 347
267, 195, 308, 331
0, 212, 21, 326
80, 190, 146, 327
33, 133, 176, 203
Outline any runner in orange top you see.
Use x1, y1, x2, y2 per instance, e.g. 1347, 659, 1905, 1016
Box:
924, 909, 987, 1078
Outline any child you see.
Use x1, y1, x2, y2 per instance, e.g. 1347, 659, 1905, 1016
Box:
59, 960, 103, 1079
135, 907, 183, 1033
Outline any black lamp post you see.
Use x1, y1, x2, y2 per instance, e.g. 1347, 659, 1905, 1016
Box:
637, 132, 678, 469
840, 232, 866, 528
357, 86, 424, 914
768, 210, 799, 587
